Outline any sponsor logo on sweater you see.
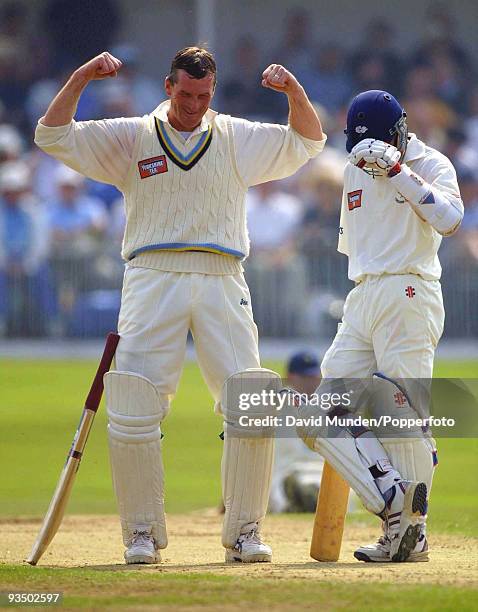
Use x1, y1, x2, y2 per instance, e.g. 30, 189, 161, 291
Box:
138, 155, 168, 178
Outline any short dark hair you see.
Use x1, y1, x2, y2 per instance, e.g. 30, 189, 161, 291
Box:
168, 47, 217, 85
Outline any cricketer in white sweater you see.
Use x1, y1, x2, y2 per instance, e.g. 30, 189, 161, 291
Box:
34, 49, 326, 564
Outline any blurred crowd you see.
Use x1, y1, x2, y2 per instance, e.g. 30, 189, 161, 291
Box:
0, 2, 477, 338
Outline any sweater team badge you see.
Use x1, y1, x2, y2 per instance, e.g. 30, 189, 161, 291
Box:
138, 155, 168, 179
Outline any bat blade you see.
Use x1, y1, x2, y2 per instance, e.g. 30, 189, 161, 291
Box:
310, 461, 350, 562
27, 456, 81, 565
27, 333, 120, 565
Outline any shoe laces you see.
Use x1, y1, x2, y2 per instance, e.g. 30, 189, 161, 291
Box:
130, 529, 154, 547
238, 529, 262, 546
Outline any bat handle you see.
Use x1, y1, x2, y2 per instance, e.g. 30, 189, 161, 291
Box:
84, 332, 120, 412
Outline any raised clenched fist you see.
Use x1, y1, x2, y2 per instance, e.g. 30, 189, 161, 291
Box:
75, 52, 123, 83
261, 64, 300, 95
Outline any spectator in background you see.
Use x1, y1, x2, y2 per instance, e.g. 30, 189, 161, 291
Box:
42, 0, 120, 71
297, 45, 351, 112
269, 351, 323, 513
49, 166, 107, 253
0, 41, 28, 130
98, 45, 163, 117
299, 153, 344, 248
402, 68, 456, 149
465, 86, 478, 156
352, 55, 390, 97
411, 4, 471, 79
440, 169, 478, 337
297, 151, 349, 337
0, 161, 55, 336
350, 19, 403, 95
443, 128, 478, 179
429, 49, 468, 115
26, 67, 102, 129
0, 124, 23, 163
247, 181, 302, 248
245, 181, 306, 336
220, 36, 288, 122
49, 166, 107, 320
456, 170, 478, 232
272, 7, 314, 76
0, 2, 31, 130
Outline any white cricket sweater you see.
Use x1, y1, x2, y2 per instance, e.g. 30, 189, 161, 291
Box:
35, 101, 326, 274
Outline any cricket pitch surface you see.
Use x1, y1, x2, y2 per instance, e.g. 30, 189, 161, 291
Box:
1, 511, 477, 585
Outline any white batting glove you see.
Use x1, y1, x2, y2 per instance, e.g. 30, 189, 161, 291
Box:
349, 139, 402, 178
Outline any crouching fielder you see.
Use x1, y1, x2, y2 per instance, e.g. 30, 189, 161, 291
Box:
34, 48, 326, 563
297, 90, 463, 562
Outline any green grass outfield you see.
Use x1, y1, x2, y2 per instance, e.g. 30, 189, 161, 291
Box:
0, 359, 477, 610
0, 566, 476, 611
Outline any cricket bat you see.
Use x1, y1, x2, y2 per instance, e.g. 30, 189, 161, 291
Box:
310, 461, 350, 562
27, 332, 120, 566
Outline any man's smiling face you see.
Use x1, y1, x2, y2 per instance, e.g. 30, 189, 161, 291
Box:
165, 69, 215, 132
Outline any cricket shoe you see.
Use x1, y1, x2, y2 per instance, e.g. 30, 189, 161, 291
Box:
382, 480, 428, 562
225, 529, 272, 563
124, 527, 161, 564
354, 528, 429, 563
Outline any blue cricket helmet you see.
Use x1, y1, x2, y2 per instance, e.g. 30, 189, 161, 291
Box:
344, 90, 408, 155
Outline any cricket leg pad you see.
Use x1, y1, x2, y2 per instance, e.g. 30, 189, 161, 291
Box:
220, 368, 281, 548
221, 434, 274, 548
310, 435, 387, 515
105, 371, 169, 549
295, 378, 402, 515
381, 438, 436, 494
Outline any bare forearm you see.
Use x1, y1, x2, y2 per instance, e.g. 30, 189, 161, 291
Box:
287, 85, 323, 141
40, 52, 122, 127
41, 71, 90, 127
261, 64, 323, 141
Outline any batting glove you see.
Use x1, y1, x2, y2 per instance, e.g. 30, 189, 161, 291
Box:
348, 139, 402, 178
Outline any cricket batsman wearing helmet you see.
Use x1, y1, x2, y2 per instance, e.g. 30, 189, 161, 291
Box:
34, 48, 325, 564
295, 90, 463, 562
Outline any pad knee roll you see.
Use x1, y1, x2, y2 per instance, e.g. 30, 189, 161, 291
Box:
105, 371, 169, 549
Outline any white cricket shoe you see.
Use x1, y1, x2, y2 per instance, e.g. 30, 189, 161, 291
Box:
354, 530, 429, 563
389, 480, 428, 562
355, 481, 428, 563
225, 529, 272, 563
124, 528, 161, 564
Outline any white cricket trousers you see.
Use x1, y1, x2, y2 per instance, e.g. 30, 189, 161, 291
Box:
115, 266, 261, 400
322, 274, 444, 381
321, 274, 443, 496
113, 266, 271, 548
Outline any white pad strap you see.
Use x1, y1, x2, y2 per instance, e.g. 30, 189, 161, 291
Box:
105, 371, 169, 549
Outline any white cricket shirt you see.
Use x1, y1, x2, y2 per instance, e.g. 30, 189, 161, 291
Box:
338, 134, 462, 281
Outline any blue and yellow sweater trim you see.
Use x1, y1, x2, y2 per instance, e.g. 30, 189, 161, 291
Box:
129, 242, 245, 260
154, 118, 213, 170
